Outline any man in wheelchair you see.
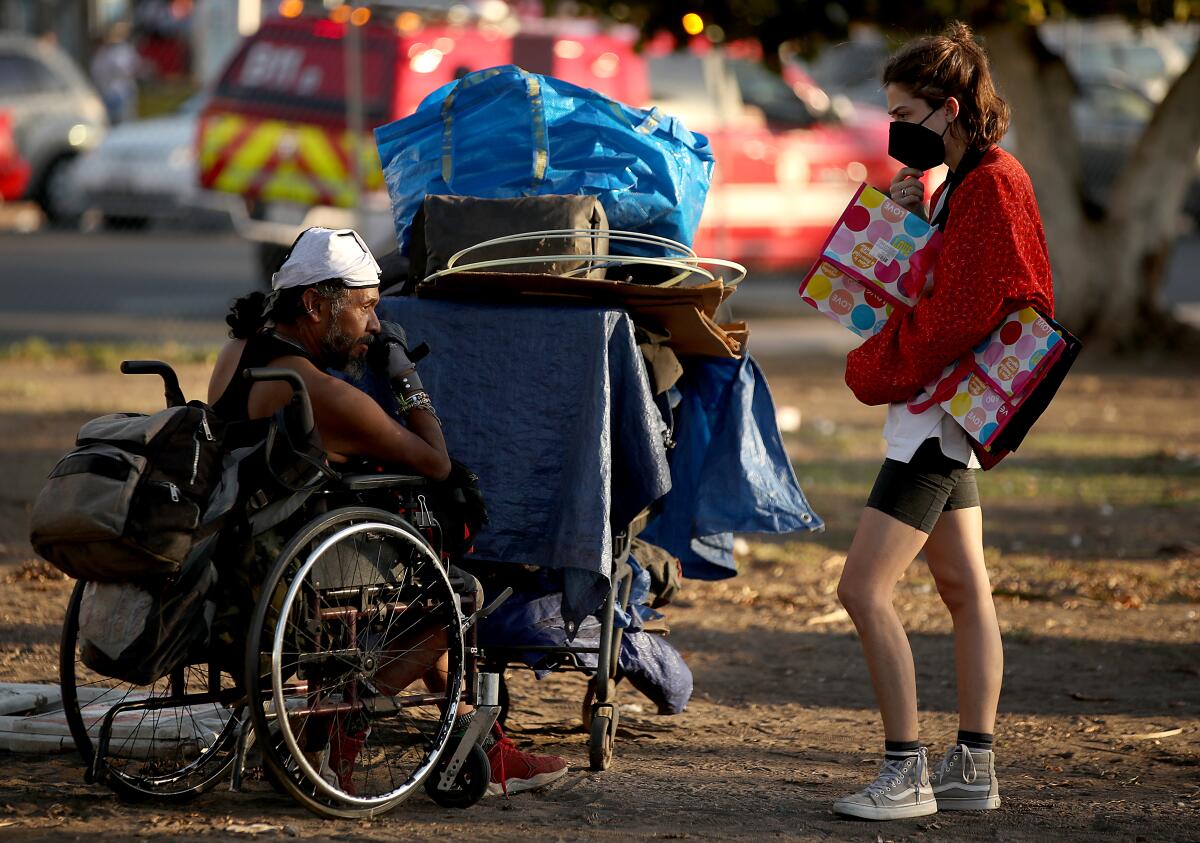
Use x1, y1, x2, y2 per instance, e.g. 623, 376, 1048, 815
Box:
207, 226, 569, 798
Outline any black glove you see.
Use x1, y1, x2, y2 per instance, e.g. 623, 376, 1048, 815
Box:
376, 319, 409, 351
367, 320, 427, 400
367, 320, 407, 370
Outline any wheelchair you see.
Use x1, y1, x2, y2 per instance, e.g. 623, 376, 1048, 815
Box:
57, 361, 506, 818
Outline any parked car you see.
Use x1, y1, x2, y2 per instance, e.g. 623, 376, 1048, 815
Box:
1041, 19, 1192, 103
68, 94, 237, 229
198, 11, 896, 278
647, 51, 894, 267
0, 34, 107, 224
800, 32, 891, 110
0, 110, 30, 201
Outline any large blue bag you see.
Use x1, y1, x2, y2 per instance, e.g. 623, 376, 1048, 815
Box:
640, 355, 824, 579
374, 65, 714, 258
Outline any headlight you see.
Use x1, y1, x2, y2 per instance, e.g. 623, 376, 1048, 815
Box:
68, 124, 91, 147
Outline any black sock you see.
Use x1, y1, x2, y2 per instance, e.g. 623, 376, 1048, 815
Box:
884, 739, 921, 760
451, 711, 497, 749
957, 730, 993, 751
451, 710, 475, 736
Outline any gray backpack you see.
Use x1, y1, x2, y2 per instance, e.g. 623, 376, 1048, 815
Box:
29, 403, 225, 583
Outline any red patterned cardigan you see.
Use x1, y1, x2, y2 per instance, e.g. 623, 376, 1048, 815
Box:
845, 147, 1056, 406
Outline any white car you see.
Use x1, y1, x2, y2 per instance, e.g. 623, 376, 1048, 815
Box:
0, 33, 107, 224
69, 94, 237, 229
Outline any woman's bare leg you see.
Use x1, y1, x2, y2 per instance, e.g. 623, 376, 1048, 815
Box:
837, 507, 931, 742
922, 506, 1002, 734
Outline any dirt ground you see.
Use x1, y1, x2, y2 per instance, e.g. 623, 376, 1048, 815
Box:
0, 348, 1196, 841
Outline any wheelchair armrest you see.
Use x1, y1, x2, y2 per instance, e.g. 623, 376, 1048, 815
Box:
338, 473, 429, 491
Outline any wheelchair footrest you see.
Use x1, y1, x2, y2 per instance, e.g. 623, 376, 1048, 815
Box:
434, 703, 501, 792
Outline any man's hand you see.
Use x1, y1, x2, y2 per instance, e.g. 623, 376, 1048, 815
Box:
376, 320, 409, 351
890, 167, 927, 219
364, 319, 417, 384
367, 320, 413, 376
368, 320, 424, 397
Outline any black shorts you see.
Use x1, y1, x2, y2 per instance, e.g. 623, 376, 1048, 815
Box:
866, 438, 980, 534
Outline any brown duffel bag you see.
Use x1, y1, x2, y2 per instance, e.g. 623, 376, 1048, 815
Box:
405, 194, 609, 291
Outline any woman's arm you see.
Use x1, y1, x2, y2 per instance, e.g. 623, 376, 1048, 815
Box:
845, 166, 1053, 406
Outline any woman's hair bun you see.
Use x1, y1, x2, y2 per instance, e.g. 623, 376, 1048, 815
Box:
946, 21, 976, 46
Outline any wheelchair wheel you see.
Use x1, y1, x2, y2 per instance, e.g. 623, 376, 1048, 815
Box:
245, 507, 465, 819
58, 581, 243, 801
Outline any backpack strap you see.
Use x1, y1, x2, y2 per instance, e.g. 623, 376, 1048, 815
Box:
262, 410, 339, 493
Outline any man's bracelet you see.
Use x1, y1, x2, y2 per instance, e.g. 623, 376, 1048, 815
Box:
397, 390, 438, 421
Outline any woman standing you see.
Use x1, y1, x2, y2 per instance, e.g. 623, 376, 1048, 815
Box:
831, 23, 1054, 820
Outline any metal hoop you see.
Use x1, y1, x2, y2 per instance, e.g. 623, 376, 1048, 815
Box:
425, 228, 746, 288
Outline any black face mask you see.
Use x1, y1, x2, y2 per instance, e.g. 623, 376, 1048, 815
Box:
888, 107, 950, 171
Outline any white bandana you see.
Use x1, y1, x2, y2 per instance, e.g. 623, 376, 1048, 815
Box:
270, 227, 381, 291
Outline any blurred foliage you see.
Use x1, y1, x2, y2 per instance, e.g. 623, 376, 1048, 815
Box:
0, 338, 217, 372
562, 0, 1199, 57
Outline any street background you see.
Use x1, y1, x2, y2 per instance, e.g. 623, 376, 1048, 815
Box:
0, 224, 1197, 349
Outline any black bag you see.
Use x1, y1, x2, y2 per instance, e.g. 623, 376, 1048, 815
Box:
420, 460, 489, 560
78, 543, 217, 685
29, 402, 226, 582
971, 316, 1083, 469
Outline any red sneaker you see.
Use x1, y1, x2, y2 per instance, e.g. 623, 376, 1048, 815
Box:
325, 718, 369, 795
485, 725, 569, 796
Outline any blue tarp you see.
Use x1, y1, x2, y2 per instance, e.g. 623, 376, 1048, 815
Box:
640, 355, 824, 579
473, 557, 693, 714
376, 298, 671, 623
366, 299, 821, 610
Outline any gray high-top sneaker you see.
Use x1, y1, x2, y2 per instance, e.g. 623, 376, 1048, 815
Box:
832, 747, 937, 820
930, 744, 1001, 810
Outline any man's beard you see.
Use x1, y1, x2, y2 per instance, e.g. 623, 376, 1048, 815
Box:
320, 323, 372, 378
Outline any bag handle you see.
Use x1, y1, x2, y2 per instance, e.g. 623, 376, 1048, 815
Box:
441, 67, 548, 189
907, 357, 972, 414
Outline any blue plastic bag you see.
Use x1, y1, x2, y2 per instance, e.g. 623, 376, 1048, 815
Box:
641, 355, 824, 579
374, 65, 714, 258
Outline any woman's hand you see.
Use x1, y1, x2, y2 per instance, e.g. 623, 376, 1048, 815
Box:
889, 167, 927, 219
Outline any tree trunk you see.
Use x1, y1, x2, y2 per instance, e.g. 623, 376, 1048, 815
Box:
982, 22, 1200, 351
1095, 46, 1200, 348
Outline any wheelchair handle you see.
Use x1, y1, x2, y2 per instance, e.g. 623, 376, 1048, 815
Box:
242, 367, 315, 437
121, 360, 186, 408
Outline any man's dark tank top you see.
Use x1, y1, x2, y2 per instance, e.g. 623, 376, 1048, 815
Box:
211, 331, 317, 422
